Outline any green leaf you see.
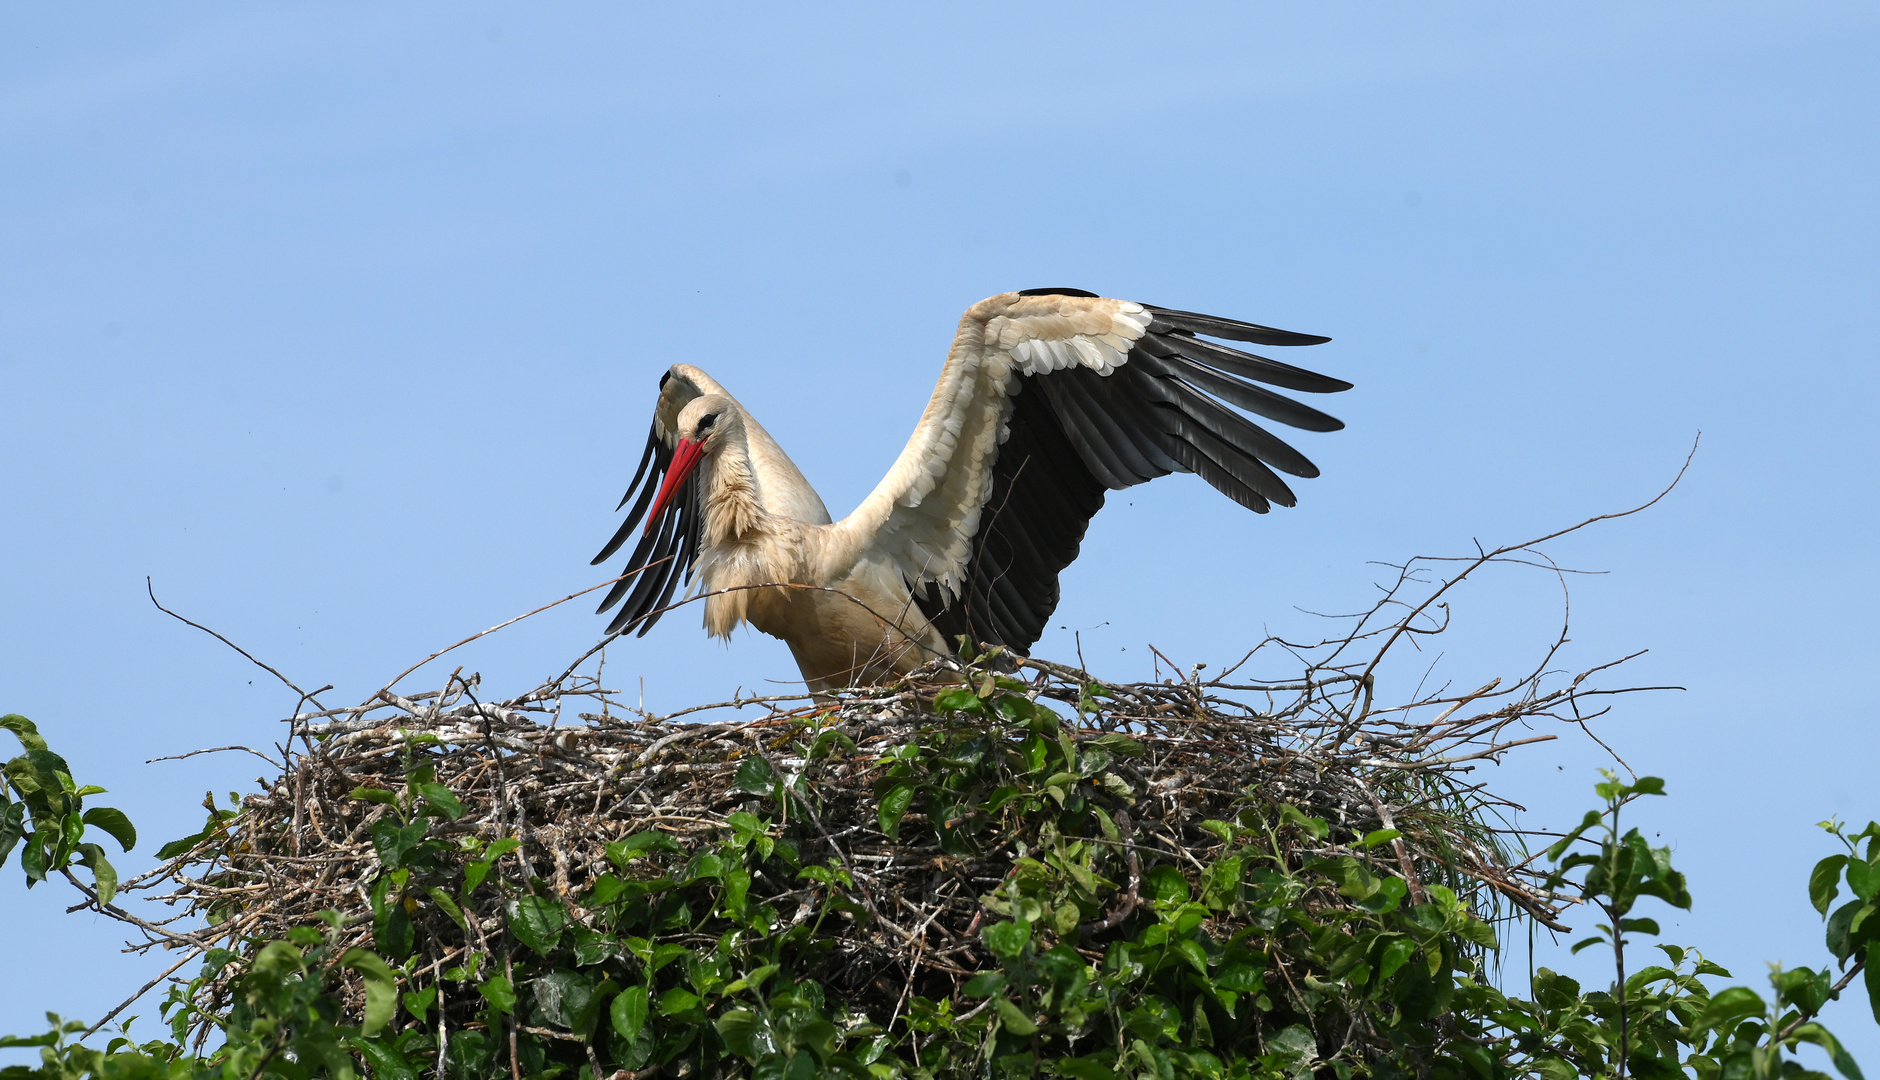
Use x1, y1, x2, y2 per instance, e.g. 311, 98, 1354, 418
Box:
732, 756, 777, 795
371, 817, 430, 870
1277, 804, 1330, 840
931, 688, 982, 714
994, 997, 1038, 1036
1813, 855, 1850, 915
0, 715, 48, 753
1694, 986, 1765, 1031
349, 787, 400, 806
962, 972, 1006, 997
75, 843, 118, 906
1456, 913, 1499, 949
1360, 876, 1410, 915
19, 831, 47, 883
349, 1037, 416, 1080
508, 895, 569, 956
373, 884, 414, 959
1546, 811, 1605, 862
685, 851, 725, 881
983, 919, 1031, 959
1786, 1022, 1865, 1080
1144, 864, 1190, 904
724, 867, 751, 915
1378, 937, 1417, 981
1618, 917, 1661, 935
479, 975, 516, 1014
0, 800, 23, 860
426, 886, 466, 930
1774, 967, 1833, 1016
81, 807, 136, 852
1197, 819, 1236, 845
725, 811, 767, 846
154, 827, 212, 861
1089, 733, 1145, 758
657, 987, 701, 1016
532, 969, 602, 1033
1216, 958, 1263, 992
1851, 954, 1880, 1026
415, 783, 463, 821
1848, 859, 1877, 903
1172, 938, 1209, 975
463, 837, 521, 899
1268, 1024, 1317, 1062
252, 939, 306, 976
877, 783, 915, 840
340, 948, 399, 1036
648, 943, 690, 974
714, 1008, 762, 1059
611, 985, 649, 1041
1054, 1057, 1117, 1080
0, 1033, 58, 1049
723, 963, 777, 996
402, 985, 438, 1021
1453, 1043, 1496, 1080
605, 831, 683, 866
1827, 900, 1861, 962
1357, 828, 1402, 849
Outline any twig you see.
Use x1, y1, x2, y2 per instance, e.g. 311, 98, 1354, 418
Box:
148, 579, 320, 707
80, 946, 208, 1039
148, 745, 283, 768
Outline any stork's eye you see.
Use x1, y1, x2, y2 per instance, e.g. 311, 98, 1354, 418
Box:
698, 413, 719, 433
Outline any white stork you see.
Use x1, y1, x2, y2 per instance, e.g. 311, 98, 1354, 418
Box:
591, 289, 1349, 692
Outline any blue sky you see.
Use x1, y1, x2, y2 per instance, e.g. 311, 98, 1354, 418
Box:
3, 1, 1876, 1064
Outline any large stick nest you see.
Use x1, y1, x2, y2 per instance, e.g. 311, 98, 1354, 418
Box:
89, 497, 1684, 1047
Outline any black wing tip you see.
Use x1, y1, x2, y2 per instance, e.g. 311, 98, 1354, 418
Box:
1146, 305, 1333, 348
1017, 294, 1337, 349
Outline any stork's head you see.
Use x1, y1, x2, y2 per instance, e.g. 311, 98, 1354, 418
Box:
646, 395, 741, 533
675, 394, 740, 447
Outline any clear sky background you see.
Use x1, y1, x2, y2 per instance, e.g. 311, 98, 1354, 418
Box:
3, 1, 1876, 1065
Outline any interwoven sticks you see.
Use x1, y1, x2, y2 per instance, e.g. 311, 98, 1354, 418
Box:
109, 639, 1593, 1042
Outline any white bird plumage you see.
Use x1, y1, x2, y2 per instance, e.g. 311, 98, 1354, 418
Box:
592, 289, 1351, 692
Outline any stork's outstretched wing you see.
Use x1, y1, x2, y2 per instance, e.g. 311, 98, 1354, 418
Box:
831, 289, 1349, 655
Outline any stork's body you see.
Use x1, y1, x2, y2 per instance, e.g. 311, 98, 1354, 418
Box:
593, 290, 1351, 692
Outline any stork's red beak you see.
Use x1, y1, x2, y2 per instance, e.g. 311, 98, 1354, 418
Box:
646, 437, 705, 535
